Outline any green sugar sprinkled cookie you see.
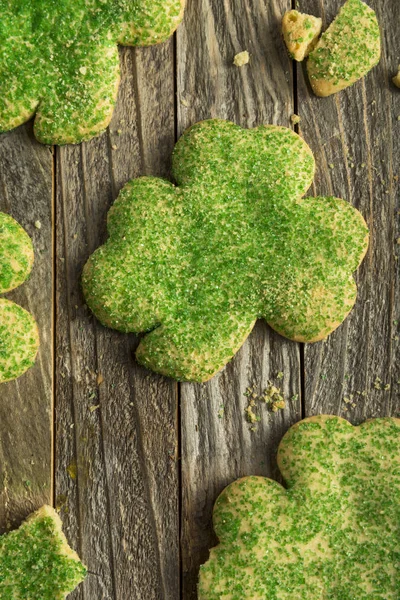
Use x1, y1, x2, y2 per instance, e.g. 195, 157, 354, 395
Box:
0, 212, 39, 383
82, 120, 368, 382
199, 415, 400, 599
0, 505, 86, 599
0, 0, 185, 145
0, 298, 39, 384
0, 212, 33, 294
307, 0, 381, 97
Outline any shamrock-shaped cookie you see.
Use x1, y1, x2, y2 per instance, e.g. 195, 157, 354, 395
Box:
0, 212, 39, 383
199, 415, 400, 599
82, 120, 369, 382
0, 505, 86, 599
0, 0, 185, 145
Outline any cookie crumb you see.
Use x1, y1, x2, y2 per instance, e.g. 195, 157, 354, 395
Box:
233, 51, 250, 67
393, 66, 400, 88
34, 220, 42, 229
290, 114, 301, 125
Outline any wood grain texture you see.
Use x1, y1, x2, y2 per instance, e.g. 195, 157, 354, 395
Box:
55, 43, 180, 600
176, 1, 302, 597
0, 2, 399, 600
299, 0, 400, 422
0, 123, 53, 533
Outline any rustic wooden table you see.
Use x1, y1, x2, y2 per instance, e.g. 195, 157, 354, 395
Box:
0, 0, 399, 598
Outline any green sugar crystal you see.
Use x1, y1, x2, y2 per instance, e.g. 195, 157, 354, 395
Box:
82, 120, 368, 382
199, 415, 400, 599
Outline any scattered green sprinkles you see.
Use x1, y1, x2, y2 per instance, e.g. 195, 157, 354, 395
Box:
82, 119, 369, 382
199, 415, 400, 599
282, 10, 322, 62
0, 213, 38, 384
0, 0, 185, 145
307, 0, 381, 97
0, 505, 86, 599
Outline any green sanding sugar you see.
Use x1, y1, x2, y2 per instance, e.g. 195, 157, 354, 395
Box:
0, 505, 86, 599
82, 119, 369, 383
0, 0, 184, 145
0, 298, 39, 383
0, 212, 33, 294
199, 415, 400, 599
307, 0, 381, 97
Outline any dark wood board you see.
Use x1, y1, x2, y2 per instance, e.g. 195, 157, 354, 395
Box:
176, 0, 302, 596
0, 0, 399, 599
300, 0, 400, 421
55, 42, 180, 600
0, 124, 53, 532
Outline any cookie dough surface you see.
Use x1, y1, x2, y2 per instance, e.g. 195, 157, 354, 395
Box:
307, 0, 381, 97
0, 298, 39, 383
0, 505, 86, 599
0, 0, 185, 145
83, 120, 368, 382
282, 10, 322, 62
199, 415, 400, 599
0, 212, 34, 294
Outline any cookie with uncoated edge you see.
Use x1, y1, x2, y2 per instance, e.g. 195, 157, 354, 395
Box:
82, 119, 368, 382
0, 0, 185, 145
199, 415, 400, 599
0, 505, 86, 599
0, 298, 39, 384
282, 10, 322, 62
307, 0, 380, 97
0, 212, 34, 294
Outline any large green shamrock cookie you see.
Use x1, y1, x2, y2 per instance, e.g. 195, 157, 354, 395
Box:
0, 0, 185, 145
199, 415, 400, 599
0, 212, 39, 383
82, 120, 369, 382
0, 505, 86, 599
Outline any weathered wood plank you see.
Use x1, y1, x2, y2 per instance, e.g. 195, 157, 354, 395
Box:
177, 1, 302, 597
55, 43, 180, 599
300, 0, 400, 421
0, 123, 53, 532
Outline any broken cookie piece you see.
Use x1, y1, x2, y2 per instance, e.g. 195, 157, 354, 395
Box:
282, 10, 322, 61
0, 505, 86, 599
307, 0, 381, 97
233, 51, 250, 67
393, 66, 400, 88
